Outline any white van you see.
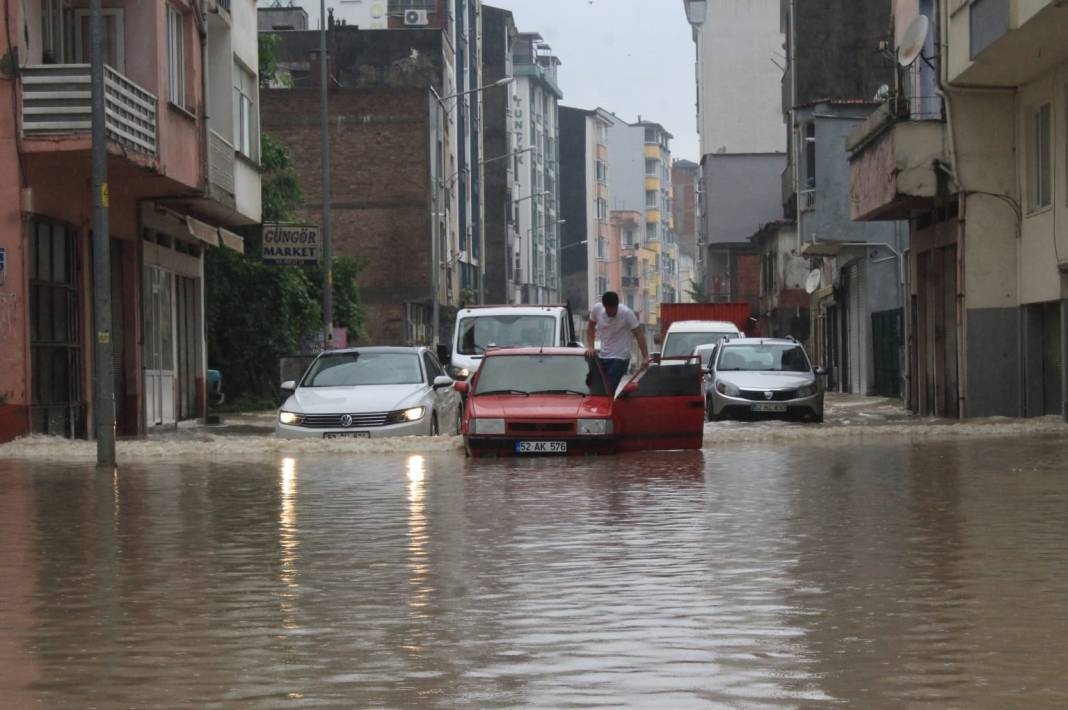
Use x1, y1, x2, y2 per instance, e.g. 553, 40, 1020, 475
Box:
660, 320, 742, 362
446, 305, 578, 380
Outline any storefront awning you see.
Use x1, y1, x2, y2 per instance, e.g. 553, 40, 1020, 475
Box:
185, 216, 220, 247
218, 228, 245, 254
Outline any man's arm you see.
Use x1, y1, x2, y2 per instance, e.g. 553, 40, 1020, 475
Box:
586, 320, 597, 356
632, 326, 649, 363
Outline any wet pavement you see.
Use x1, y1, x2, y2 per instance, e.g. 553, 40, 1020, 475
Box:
1, 405, 1068, 707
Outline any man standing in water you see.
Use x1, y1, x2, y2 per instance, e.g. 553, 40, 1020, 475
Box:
586, 291, 649, 394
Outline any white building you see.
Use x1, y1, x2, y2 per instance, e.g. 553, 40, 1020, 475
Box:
511, 32, 563, 305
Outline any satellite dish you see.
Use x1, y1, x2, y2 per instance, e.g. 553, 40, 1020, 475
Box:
897, 15, 929, 68
873, 83, 891, 101
804, 269, 823, 295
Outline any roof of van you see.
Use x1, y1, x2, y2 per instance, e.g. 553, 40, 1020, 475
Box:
665, 320, 742, 333
457, 305, 568, 316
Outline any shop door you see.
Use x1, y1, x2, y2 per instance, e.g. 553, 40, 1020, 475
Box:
175, 275, 201, 420
847, 263, 864, 394
144, 265, 176, 427
614, 362, 705, 452
29, 221, 84, 437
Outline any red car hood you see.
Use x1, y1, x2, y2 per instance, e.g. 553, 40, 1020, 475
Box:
469, 394, 613, 419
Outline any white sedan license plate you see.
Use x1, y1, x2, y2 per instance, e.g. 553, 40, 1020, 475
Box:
324, 432, 370, 439
751, 403, 787, 413
516, 441, 568, 454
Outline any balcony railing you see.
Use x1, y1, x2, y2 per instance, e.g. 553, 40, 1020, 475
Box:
22, 64, 157, 156
622, 276, 640, 288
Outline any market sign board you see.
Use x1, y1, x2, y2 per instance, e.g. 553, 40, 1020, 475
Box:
262, 223, 320, 265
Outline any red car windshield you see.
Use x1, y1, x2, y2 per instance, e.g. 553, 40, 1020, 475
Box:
474, 355, 608, 396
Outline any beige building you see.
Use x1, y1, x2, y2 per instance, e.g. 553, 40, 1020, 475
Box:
848, 0, 1068, 419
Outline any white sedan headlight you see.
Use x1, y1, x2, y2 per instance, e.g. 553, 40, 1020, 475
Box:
716, 381, 741, 397
471, 418, 505, 435
386, 407, 426, 424
577, 418, 612, 436
278, 411, 301, 425
796, 384, 818, 398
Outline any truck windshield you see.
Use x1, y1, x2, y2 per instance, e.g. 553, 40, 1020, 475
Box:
474, 354, 607, 396
302, 352, 423, 387
663, 332, 735, 358
716, 344, 811, 373
457, 315, 556, 355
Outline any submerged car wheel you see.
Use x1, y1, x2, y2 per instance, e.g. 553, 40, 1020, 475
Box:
430, 414, 439, 436
454, 408, 463, 435
704, 395, 714, 422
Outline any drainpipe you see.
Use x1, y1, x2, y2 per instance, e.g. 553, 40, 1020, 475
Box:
194, 2, 210, 197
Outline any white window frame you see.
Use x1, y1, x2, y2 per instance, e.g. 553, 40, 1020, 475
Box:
234, 61, 259, 161
1028, 102, 1052, 213
166, 5, 185, 107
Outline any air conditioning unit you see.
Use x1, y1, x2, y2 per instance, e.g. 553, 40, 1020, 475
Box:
404, 9, 429, 26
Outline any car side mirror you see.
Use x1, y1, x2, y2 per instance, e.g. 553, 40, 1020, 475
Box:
453, 380, 469, 395
814, 366, 828, 377
433, 375, 453, 390
281, 380, 296, 392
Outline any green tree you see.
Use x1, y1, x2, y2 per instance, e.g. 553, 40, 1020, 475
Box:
686, 278, 709, 303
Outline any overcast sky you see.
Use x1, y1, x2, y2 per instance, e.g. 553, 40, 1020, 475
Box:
274, 0, 700, 160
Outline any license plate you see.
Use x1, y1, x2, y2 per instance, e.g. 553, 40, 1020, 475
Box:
324, 431, 370, 439
516, 441, 568, 454
751, 403, 787, 413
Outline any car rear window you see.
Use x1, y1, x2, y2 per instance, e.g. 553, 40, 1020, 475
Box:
663, 331, 736, 358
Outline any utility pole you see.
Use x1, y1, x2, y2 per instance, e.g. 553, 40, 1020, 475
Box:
320, 0, 334, 349
90, 0, 116, 467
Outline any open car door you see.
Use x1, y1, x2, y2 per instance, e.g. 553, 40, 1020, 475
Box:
613, 359, 705, 452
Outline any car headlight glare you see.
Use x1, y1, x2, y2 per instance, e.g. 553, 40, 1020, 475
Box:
278, 411, 301, 425
716, 381, 740, 397
577, 418, 612, 436
471, 418, 505, 435
386, 407, 425, 424
796, 384, 817, 398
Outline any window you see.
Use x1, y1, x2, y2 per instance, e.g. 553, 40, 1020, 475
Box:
166, 6, 185, 106
75, 8, 124, 72
597, 237, 608, 259
645, 158, 658, 176
596, 198, 608, 222
646, 221, 657, 241
645, 190, 657, 208
595, 160, 608, 184
1028, 103, 1051, 212
644, 126, 656, 143
234, 62, 258, 160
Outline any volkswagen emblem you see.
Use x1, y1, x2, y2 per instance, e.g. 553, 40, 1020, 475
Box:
764, 391, 774, 401
340, 414, 353, 428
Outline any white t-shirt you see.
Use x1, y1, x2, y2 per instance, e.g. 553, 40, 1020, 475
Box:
590, 303, 640, 360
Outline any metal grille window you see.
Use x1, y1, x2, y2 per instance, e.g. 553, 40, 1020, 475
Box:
29, 221, 83, 437
166, 5, 185, 106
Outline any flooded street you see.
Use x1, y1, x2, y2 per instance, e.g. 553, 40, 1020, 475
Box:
2, 430, 1068, 708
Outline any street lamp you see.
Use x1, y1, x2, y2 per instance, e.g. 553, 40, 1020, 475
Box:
430, 76, 513, 111
682, 0, 707, 26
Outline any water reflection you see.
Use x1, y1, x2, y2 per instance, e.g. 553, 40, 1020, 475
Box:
1, 436, 1068, 707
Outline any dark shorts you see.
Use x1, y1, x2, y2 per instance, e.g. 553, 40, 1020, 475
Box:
599, 357, 630, 395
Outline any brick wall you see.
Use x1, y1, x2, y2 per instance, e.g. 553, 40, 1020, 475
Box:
263, 87, 432, 346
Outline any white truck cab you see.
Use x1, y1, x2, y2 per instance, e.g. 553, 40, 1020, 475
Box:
446, 305, 579, 380
660, 320, 742, 362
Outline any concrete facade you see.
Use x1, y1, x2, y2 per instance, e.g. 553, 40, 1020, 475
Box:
672, 159, 701, 297
1, 0, 257, 443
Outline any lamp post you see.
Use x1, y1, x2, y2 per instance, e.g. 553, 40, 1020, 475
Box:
319, 0, 333, 350
682, 0, 707, 26
429, 76, 514, 344
89, 0, 115, 467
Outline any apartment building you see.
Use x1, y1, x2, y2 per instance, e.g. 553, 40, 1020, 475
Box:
607, 117, 679, 333
848, 0, 1068, 419
0, 0, 260, 443
560, 106, 616, 318
671, 158, 700, 301
511, 32, 563, 305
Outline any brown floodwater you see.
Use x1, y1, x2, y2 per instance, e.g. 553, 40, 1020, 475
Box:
1, 435, 1066, 708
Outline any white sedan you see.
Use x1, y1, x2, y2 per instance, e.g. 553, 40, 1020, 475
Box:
275, 347, 462, 439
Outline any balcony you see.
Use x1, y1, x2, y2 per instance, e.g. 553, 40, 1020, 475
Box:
622, 276, 641, 289
846, 104, 946, 221
21, 64, 157, 156
948, 0, 1068, 87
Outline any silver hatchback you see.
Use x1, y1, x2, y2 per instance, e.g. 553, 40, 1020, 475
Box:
706, 338, 825, 423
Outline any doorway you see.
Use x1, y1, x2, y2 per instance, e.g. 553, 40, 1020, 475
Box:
143, 265, 175, 427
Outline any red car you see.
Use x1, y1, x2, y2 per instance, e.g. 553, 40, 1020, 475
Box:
455, 347, 705, 457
